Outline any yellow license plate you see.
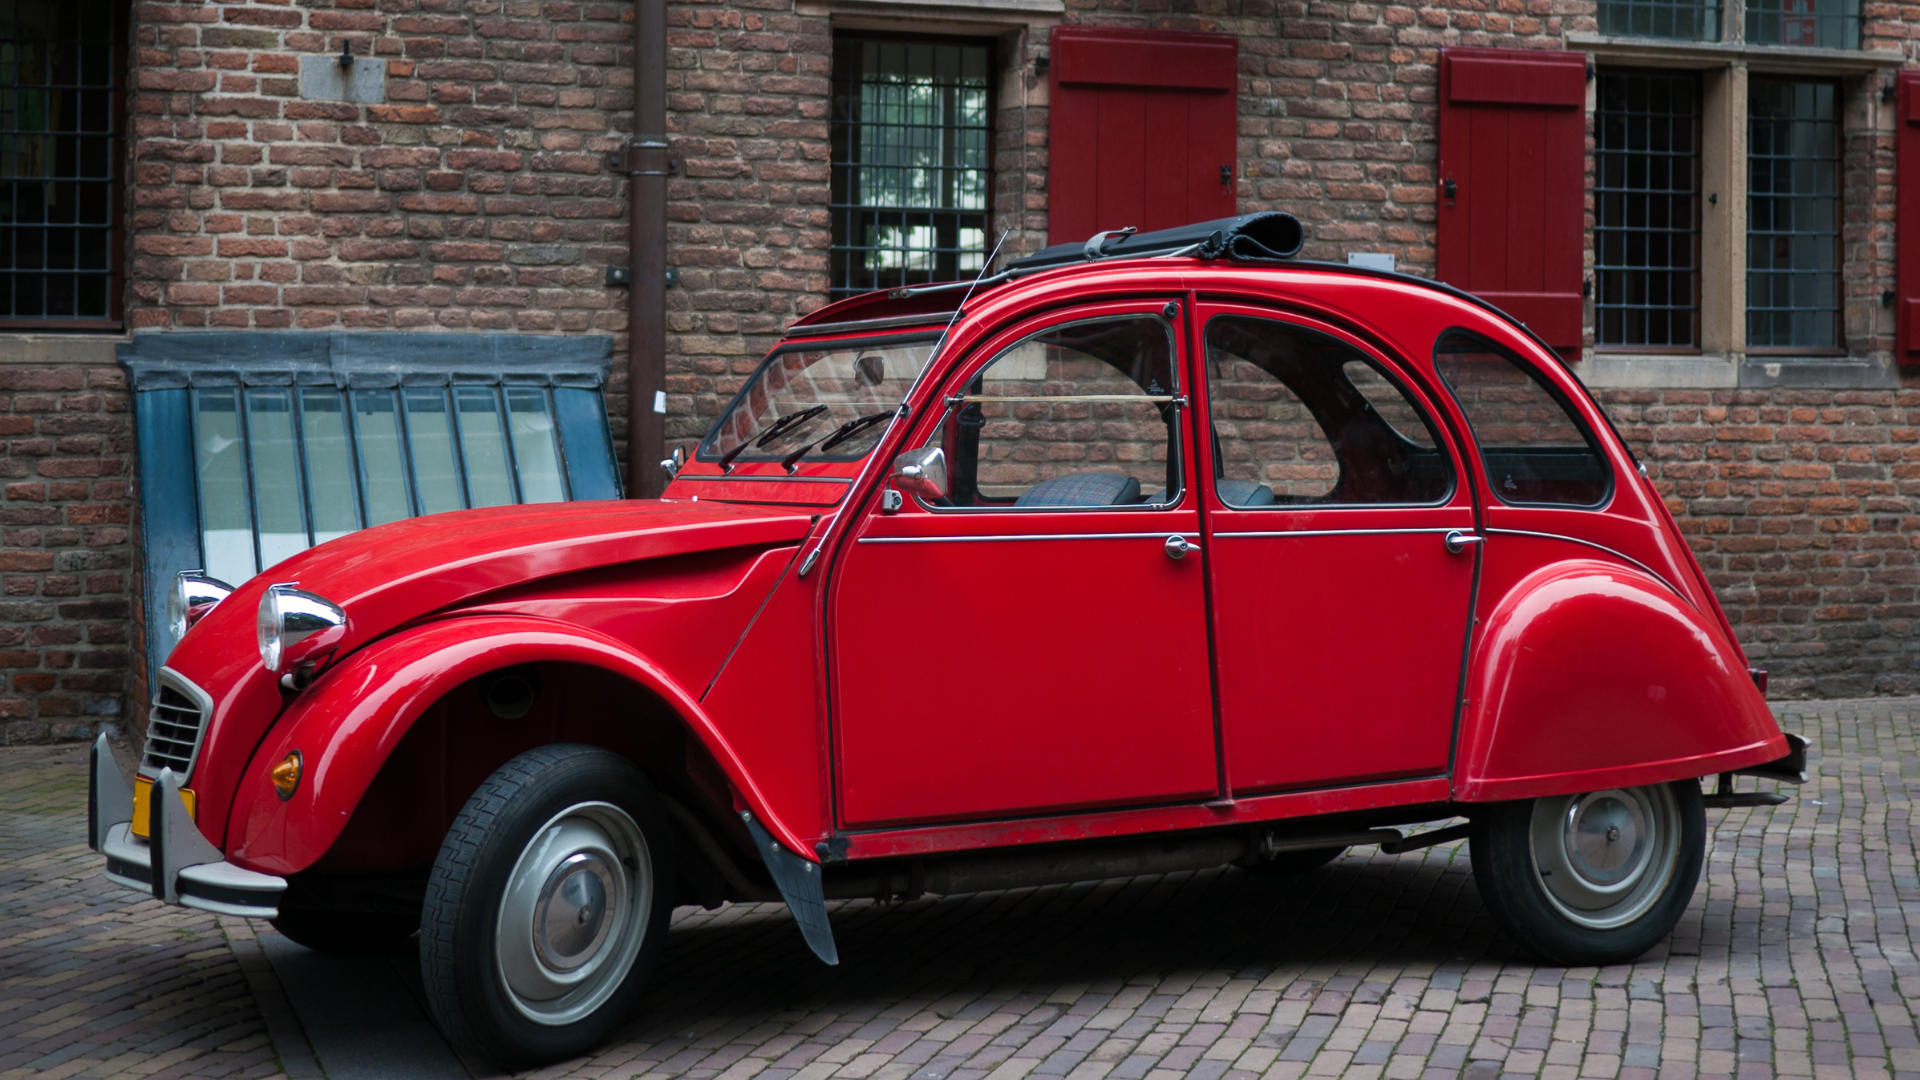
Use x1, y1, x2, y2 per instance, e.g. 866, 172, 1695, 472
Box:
131, 776, 196, 839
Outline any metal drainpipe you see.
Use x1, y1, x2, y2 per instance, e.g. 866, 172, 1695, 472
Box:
626, 0, 668, 497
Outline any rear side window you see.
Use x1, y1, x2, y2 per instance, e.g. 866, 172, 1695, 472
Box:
1433, 330, 1611, 507
1205, 316, 1451, 507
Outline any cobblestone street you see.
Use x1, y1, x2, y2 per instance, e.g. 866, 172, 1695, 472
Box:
1, 699, 1915, 1080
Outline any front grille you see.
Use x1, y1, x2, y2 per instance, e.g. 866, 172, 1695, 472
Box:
143, 671, 211, 780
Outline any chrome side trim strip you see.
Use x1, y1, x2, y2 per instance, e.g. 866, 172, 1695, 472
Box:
1484, 528, 1691, 606
1212, 527, 1459, 539
859, 532, 1201, 544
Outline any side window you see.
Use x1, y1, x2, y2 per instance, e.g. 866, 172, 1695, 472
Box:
1433, 329, 1612, 506
1204, 316, 1452, 507
933, 314, 1181, 509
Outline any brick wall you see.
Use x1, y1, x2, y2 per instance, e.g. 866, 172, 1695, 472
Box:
130, 0, 636, 425
1611, 386, 1920, 698
0, 366, 137, 745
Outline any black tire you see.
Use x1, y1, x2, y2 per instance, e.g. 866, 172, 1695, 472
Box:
1470, 779, 1704, 966
1243, 846, 1348, 876
269, 906, 417, 954
420, 745, 676, 1069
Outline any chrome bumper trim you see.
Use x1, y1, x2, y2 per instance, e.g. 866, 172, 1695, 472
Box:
90, 734, 285, 919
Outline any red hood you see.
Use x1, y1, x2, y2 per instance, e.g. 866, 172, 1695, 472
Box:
163, 498, 816, 845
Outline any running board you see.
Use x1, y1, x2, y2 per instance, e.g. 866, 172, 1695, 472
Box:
741, 812, 838, 966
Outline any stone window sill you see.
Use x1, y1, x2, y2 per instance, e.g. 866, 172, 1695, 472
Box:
1574, 352, 1902, 389
0, 333, 127, 366
1567, 32, 1905, 73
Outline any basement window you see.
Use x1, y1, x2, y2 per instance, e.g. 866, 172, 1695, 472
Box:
122, 333, 624, 678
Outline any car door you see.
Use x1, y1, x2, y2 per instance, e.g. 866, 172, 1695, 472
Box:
1196, 304, 1479, 795
829, 300, 1220, 829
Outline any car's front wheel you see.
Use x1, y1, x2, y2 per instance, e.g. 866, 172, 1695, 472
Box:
1470, 780, 1704, 966
419, 745, 675, 1068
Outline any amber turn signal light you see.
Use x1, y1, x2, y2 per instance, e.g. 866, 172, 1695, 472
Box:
271, 751, 302, 801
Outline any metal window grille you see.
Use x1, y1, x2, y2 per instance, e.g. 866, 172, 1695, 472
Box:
1595, 72, 1701, 349
0, 0, 122, 325
186, 384, 576, 587
829, 37, 992, 299
1745, 0, 1859, 48
1598, 0, 1718, 40
1747, 79, 1841, 350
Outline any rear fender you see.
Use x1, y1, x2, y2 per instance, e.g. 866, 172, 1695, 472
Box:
223, 614, 812, 874
1454, 560, 1785, 802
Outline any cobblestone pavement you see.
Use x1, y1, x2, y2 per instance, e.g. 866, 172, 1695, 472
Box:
0, 745, 315, 1080
1, 699, 1915, 1080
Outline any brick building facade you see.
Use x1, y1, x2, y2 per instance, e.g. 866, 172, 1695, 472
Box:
1, 0, 1917, 742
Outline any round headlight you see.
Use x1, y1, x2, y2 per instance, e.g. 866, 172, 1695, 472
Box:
257, 583, 349, 675
168, 570, 235, 642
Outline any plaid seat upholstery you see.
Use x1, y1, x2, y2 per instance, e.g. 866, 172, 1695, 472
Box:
1015, 472, 1142, 508
1215, 478, 1276, 506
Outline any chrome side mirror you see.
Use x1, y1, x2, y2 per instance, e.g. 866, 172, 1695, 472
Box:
659, 444, 687, 480
889, 447, 948, 502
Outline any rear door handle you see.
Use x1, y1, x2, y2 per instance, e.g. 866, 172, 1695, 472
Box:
1164, 535, 1199, 560
1445, 530, 1482, 554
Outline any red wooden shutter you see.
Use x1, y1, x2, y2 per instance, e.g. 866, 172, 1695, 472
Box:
1048, 28, 1238, 245
1436, 48, 1588, 350
1898, 70, 1920, 361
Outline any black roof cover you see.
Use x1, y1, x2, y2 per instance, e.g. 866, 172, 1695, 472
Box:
1004, 212, 1304, 273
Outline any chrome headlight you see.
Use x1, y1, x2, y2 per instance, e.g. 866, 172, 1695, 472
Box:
257, 583, 349, 674
168, 570, 235, 641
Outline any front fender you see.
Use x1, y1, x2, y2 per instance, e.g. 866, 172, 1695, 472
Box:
1454, 560, 1785, 802
223, 614, 813, 874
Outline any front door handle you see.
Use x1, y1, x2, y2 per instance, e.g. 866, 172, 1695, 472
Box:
1445, 530, 1483, 555
1164, 535, 1199, 560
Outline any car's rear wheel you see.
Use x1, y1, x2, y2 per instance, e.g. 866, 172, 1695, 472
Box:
1470, 780, 1703, 965
419, 745, 674, 1068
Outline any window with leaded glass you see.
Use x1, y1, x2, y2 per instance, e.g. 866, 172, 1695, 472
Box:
829, 37, 992, 299
1595, 72, 1700, 350
0, 0, 123, 326
1597, 0, 1717, 41
1745, 0, 1859, 49
1748, 79, 1841, 351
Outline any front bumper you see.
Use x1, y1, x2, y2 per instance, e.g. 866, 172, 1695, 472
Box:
89, 734, 286, 919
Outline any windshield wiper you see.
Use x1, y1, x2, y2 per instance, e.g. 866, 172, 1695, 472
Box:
779, 409, 899, 472
717, 404, 829, 471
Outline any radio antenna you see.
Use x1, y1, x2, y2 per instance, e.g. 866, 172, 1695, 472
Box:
796, 230, 1014, 578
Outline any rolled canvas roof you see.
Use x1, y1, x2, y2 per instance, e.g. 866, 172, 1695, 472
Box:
1005, 212, 1305, 272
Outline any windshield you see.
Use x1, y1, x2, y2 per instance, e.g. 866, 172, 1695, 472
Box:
700, 334, 942, 464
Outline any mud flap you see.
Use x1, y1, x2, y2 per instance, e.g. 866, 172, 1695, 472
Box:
741, 812, 838, 965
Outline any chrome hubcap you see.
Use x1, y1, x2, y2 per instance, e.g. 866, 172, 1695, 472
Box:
533, 853, 615, 972
1529, 785, 1678, 930
496, 802, 651, 1026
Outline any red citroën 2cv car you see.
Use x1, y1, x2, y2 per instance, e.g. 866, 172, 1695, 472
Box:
94, 214, 1806, 1066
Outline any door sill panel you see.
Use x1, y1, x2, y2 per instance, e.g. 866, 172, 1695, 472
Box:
840, 775, 1452, 860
